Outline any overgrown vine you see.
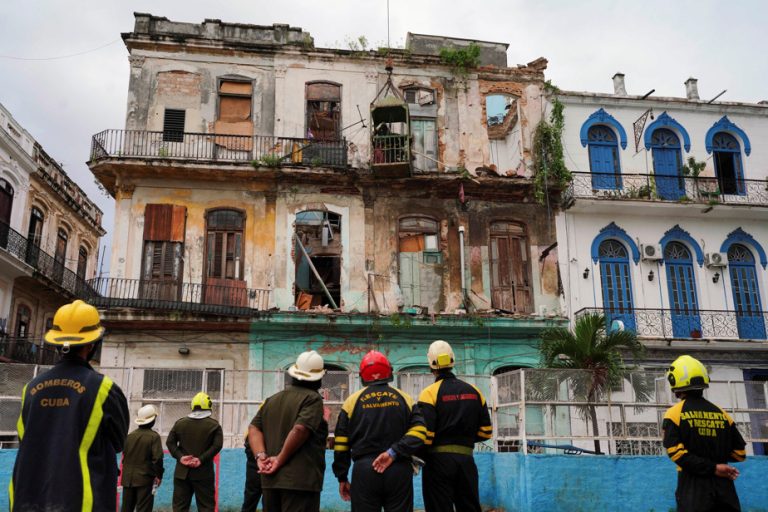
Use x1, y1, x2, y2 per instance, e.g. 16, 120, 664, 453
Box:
533, 81, 571, 204
439, 43, 481, 77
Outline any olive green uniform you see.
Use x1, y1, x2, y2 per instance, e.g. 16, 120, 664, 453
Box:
122, 426, 164, 512
166, 415, 223, 512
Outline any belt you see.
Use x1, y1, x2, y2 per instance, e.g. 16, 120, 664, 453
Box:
430, 444, 473, 456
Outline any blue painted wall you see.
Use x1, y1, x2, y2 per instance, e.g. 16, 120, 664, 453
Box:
2, 449, 767, 511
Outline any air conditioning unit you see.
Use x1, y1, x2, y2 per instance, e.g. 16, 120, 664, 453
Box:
705, 252, 727, 268
641, 244, 663, 261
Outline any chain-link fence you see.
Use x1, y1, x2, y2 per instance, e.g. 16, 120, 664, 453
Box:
2, 365, 766, 455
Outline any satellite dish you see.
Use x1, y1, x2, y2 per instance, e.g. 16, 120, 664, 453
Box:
610, 319, 625, 332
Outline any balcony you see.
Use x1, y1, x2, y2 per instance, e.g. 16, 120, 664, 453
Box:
0, 221, 93, 298
0, 336, 60, 364
565, 172, 768, 208
576, 307, 768, 342
86, 278, 272, 317
90, 129, 348, 168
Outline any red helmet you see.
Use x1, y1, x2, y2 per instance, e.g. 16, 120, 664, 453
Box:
359, 350, 393, 384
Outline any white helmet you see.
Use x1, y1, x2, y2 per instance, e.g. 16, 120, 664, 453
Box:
135, 404, 158, 425
288, 350, 327, 382
428, 340, 455, 369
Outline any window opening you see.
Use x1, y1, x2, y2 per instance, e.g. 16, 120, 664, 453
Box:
162, 108, 186, 143
405, 88, 437, 173
294, 210, 341, 310
141, 204, 186, 302
15, 304, 31, 338
215, 80, 253, 151
77, 246, 88, 279
306, 83, 341, 141
398, 216, 442, 313
713, 132, 745, 195
489, 221, 531, 313
204, 209, 246, 307
0, 178, 13, 226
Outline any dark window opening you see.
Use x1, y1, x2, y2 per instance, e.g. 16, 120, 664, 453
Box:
0, 179, 13, 226
306, 83, 341, 141
77, 246, 88, 279
295, 210, 342, 309
15, 304, 31, 338
713, 132, 744, 195
163, 108, 186, 143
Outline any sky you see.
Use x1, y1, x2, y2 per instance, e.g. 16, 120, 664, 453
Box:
1, 0, 766, 273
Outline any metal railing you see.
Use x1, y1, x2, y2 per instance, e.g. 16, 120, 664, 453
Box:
0, 336, 59, 364
565, 172, 768, 207
90, 129, 348, 168
575, 307, 768, 341
86, 277, 272, 316
0, 221, 94, 298
371, 134, 410, 165
2, 365, 765, 455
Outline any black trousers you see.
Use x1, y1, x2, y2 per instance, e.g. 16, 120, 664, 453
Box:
262, 488, 320, 512
242, 460, 263, 512
350, 455, 413, 512
121, 485, 154, 512
172, 476, 215, 512
422, 452, 480, 512
676, 472, 741, 512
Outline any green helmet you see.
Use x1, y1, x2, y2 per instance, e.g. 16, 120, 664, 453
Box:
191, 392, 212, 411
667, 355, 709, 392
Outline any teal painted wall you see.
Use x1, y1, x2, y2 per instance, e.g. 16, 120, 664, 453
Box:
3, 450, 767, 511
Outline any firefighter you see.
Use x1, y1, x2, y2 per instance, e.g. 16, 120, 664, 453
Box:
166, 392, 223, 512
417, 340, 492, 512
663, 355, 746, 512
10, 299, 130, 511
122, 404, 165, 512
332, 350, 426, 512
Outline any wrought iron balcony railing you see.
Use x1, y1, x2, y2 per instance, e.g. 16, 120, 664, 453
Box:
0, 221, 94, 298
86, 277, 272, 317
565, 172, 768, 207
0, 336, 60, 364
576, 307, 768, 341
90, 129, 348, 168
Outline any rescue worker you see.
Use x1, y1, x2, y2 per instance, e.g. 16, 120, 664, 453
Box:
10, 299, 130, 511
332, 350, 427, 512
241, 432, 262, 512
417, 340, 492, 512
122, 404, 165, 512
663, 355, 746, 512
248, 350, 328, 512
166, 392, 223, 512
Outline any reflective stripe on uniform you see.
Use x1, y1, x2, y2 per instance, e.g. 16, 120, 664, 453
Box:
731, 449, 746, 461
79, 376, 113, 512
430, 444, 473, 456
670, 449, 688, 462
666, 443, 684, 454
405, 425, 428, 441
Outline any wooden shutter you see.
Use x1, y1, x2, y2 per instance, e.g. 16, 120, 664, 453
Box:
144, 204, 186, 242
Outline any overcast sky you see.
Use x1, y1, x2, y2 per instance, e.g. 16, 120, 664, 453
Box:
1, 0, 766, 273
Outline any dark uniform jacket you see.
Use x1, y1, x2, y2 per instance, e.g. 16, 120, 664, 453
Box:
166, 416, 223, 481
10, 357, 129, 512
122, 427, 165, 487
663, 395, 747, 474
332, 383, 426, 482
418, 372, 493, 451
252, 384, 328, 492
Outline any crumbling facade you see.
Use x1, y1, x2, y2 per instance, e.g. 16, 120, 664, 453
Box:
88, 14, 565, 388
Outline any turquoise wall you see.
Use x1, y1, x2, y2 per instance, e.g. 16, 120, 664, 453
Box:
3, 450, 767, 511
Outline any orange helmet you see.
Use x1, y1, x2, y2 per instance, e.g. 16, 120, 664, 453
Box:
359, 350, 393, 384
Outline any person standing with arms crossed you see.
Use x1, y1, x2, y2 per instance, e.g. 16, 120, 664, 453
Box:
166, 392, 223, 512
122, 404, 164, 512
663, 355, 746, 511
417, 340, 492, 512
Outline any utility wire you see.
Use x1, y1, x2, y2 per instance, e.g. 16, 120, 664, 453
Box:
0, 39, 120, 61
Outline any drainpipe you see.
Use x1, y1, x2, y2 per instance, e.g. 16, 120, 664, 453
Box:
459, 226, 467, 306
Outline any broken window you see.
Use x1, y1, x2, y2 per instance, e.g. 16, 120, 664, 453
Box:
162, 108, 186, 143
141, 204, 186, 301
215, 79, 253, 150
306, 82, 341, 141
489, 221, 531, 313
485, 94, 519, 139
404, 88, 437, 173
294, 210, 341, 310
398, 216, 442, 313
204, 209, 247, 306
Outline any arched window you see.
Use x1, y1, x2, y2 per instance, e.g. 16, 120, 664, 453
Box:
0, 178, 14, 225
588, 126, 621, 190
489, 221, 531, 313
77, 246, 88, 279
599, 239, 635, 331
713, 132, 745, 195
728, 244, 765, 340
15, 304, 31, 338
398, 216, 441, 312
651, 128, 684, 200
664, 242, 701, 338
205, 209, 245, 281
306, 82, 341, 140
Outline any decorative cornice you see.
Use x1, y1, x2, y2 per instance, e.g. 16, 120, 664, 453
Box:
659, 224, 704, 267
705, 116, 751, 156
580, 108, 628, 150
591, 222, 640, 264
721, 227, 767, 269
644, 112, 691, 153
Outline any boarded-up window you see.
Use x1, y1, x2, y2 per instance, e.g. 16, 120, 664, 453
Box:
398, 216, 441, 311
141, 204, 186, 300
306, 82, 341, 141
163, 108, 185, 142
215, 80, 253, 150
489, 221, 531, 313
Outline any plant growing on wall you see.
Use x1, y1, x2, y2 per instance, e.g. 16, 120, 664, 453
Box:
533, 313, 652, 454
439, 43, 481, 77
252, 154, 284, 169
533, 82, 571, 204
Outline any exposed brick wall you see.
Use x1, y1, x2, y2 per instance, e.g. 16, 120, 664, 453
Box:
156, 70, 201, 97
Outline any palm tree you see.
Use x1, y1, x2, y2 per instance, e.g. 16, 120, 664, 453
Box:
536, 312, 651, 454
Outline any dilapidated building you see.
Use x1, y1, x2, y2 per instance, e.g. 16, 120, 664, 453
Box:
87, 14, 565, 395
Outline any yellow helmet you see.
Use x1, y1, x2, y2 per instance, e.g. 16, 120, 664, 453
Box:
667, 355, 709, 392
191, 392, 213, 411
44, 300, 105, 348
427, 340, 455, 370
